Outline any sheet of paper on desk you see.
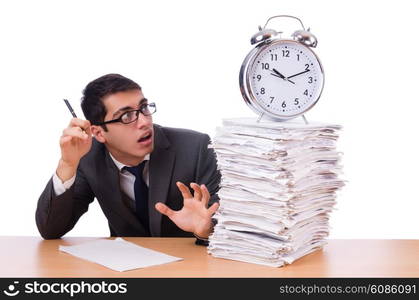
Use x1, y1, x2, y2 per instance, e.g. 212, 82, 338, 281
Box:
59, 238, 182, 272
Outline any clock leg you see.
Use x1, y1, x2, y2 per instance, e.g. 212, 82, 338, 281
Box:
257, 112, 264, 123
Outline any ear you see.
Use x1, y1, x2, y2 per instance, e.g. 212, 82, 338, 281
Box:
90, 125, 106, 143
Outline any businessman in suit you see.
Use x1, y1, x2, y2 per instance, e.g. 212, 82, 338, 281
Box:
36, 74, 220, 243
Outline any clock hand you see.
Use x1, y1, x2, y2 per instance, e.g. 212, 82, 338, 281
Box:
270, 73, 296, 84
271, 68, 295, 84
272, 68, 287, 79
287, 69, 310, 79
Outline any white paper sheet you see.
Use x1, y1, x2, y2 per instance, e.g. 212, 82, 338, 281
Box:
59, 238, 183, 272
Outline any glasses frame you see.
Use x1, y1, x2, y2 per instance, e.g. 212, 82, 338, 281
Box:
96, 102, 156, 126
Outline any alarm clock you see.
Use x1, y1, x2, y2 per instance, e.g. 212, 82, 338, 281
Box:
239, 15, 324, 122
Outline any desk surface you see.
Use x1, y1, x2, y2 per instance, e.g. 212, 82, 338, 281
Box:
1, 237, 418, 277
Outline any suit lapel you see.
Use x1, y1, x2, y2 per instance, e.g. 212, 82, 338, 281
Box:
149, 125, 175, 237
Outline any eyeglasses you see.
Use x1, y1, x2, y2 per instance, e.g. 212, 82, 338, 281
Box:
96, 102, 157, 126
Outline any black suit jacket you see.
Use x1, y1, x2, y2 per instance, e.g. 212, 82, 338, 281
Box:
36, 124, 220, 239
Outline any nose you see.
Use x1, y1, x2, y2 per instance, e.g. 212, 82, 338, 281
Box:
135, 112, 152, 129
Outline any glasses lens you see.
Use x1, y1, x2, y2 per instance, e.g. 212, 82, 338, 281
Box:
121, 110, 138, 124
119, 103, 156, 124
141, 103, 156, 116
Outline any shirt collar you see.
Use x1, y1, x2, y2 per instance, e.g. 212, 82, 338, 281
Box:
108, 152, 150, 172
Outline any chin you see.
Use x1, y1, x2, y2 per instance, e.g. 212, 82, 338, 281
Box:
136, 144, 154, 158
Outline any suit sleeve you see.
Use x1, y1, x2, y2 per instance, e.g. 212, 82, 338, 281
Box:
35, 167, 95, 239
195, 134, 221, 206
192, 134, 220, 246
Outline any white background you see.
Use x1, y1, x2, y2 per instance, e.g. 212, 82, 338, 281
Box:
0, 0, 418, 239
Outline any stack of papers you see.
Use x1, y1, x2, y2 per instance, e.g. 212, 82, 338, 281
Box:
208, 118, 345, 267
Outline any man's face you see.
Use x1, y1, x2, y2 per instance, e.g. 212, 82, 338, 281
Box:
96, 89, 154, 165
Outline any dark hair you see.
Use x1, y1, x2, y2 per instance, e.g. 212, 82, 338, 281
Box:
81, 73, 141, 129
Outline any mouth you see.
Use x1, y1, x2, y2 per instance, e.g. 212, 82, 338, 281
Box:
137, 131, 153, 144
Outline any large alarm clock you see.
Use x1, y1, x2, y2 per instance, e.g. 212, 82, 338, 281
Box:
239, 15, 324, 121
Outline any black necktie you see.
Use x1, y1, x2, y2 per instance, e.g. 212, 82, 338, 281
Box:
124, 161, 150, 236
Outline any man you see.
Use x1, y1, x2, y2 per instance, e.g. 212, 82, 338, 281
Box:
36, 74, 220, 244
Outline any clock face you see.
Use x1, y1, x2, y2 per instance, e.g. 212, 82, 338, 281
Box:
244, 40, 324, 119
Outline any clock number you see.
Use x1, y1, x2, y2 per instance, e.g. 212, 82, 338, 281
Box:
294, 98, 299, 105
297, 54, 300, 61
261, 88, 265, 94
270, 97, 275, 103
282, 50, 290, 57
257, 75, 262, 81
270, 54, 278, 61
305, 64, 310, 71
262, 63, 270, 70
308, 77, 313, 84
303, 89, 308, 96
281, 101, 287, 108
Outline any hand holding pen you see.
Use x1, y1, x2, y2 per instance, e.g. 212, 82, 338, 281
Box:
56, 99, 93, 182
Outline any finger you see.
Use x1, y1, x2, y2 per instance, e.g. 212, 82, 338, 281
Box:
200, 184, 210, 207
176, 181, 193, 199
85, 125, 92, 137
155, 202, 175, 218
190, 182, 202, 201
82, 126, 93, 142
208, 202, 219, 215
69, 118, 91, 131
59, 135, 73, 146
63, 127, 89, 140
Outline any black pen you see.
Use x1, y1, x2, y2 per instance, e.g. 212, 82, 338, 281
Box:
63, 99, 77, 118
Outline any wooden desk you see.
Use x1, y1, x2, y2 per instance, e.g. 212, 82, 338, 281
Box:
1, 237, 418, 277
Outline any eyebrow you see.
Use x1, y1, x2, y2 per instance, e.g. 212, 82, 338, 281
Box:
112, 98, 148, 118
